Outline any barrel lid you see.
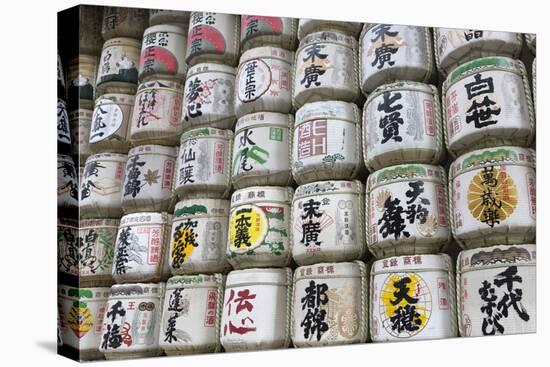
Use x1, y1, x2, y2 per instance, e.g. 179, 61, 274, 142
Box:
103, 37, 142, 49
239, 46, 294, 64
294, 180, 364, 199
299, 30, 357, 50
80, 218, 120, 228
295, 100, 359, 124
143, 23, 187, 37
372, 253, 452, 274
68, 109, 93, 120
449, 146, 536, 180
225, 267, 291, 287
298, 19, 362, 40
231, 186, 293, 206
85, 152, 128, 164
58, 285, 111, 300
458, 244, 536, 273
110, 282, 165, 297
444, 56, 524, 90
119, 212, 170, 227
137, 79, 183, 92
173, 198, 230, 219
235, 112, 292, 132
187, 62, 236, 77
294, 261, 365, 280
367, 164, 446, 192
166, 274, 224, 289
366, 81, 436, 105
180, 127, 233, 143
94, 93, 135, 106
128, 144, 177, 157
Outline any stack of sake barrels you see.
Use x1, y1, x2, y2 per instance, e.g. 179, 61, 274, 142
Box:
434, 28, 536, 338
57, 6, 537, 363
56, 5, 109, 361
288, 19, 371, 348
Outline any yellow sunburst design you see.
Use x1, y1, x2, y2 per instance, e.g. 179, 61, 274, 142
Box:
67, 303, 93, 339
229, 205, 268, 253
467, 167, 518, 226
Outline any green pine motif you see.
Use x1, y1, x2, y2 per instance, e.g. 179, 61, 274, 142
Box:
266, 241, 284, 256
268, 227, 288, 237
96, 229, 115, 272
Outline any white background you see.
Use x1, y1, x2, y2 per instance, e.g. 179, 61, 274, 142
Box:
0, 0, 546, 365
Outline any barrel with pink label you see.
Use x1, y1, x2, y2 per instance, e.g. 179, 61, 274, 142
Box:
241, 15, 298, 51
186, 12, 240, 67
139, 24, 188, 82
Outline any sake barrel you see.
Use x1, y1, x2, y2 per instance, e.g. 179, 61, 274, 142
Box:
232, 112, 293, 189
101, 7, 148, 40
129, 79, 184, 146
449, 146, 536, 249
292, 180, 366, 265
58, 53, 65, 99
443, 57, 535, 157
235, 46, 293, 118
69, 109, 93, 164
175, 127, 233, 199
292, 100, 363, 184
67, 55, 98, 110
169, 199, 231, 274
57, 98, 71, 146
220, 268, 292, 351
370, 254, 456, 341
532, 58, 536, 115
186, 12, 240, 67
96, 37, 140, 94
149, 9, 190, 26
292, 261, 368, 347
89, 93, 134, 154
297, 19, 362, 40
360, 24, 434, 94
435, 29, 523, 75
79, 219, 119, 287
159, 274, 224, 355
182, 63, 236, 129
227, 186, 293, 269
57, 154, 79, 211
366, 164, 451, 258
58, 286, 110, 361
457, 244, 536, 337
57, 218, 79, 279
241, 15, 298, 51
293, 31, 360, 109
363, 81, 445, 171
525, 33, 536, 55
139, 24, 188, 82
80, 153, 127, 218
121, 145, 177, 213
80, 5, 103, 55
112, 212, 171, 284
99, 283, 165, 359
